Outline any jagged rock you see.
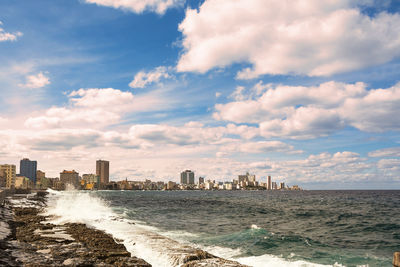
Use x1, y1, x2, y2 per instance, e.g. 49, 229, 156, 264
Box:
182, 258, 249, 267
4, 192, 152, 267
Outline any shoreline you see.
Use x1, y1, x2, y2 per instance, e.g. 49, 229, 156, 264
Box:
0, 191, 248, 267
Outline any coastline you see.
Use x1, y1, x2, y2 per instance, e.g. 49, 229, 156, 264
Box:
0, 191, 248, 267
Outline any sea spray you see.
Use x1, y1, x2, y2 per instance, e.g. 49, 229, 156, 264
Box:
43, 190, 391, 267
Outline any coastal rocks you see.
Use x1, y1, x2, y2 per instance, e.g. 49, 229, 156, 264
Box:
182, 258, 249, 267
5, 192, 152, 267
394, 252, 400, 267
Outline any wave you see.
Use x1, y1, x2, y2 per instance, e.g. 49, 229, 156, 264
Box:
43, 190, 345, 267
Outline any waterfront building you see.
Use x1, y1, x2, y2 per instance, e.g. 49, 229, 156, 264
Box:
267, 176, 271, 190
37, 170, 45, 180
180, 170, 195, 185
0, 164, 16, 188
82, 174, 98, 184
167, 181, 176, 190
0, 169, 5, 187
15, 175, 32, 189
279, 182, 285, 190
198, 177, 204, 184
96, 160, 109, 185
205, 180, 214, 190
224, 182, 234, 190
20, 158, 37, 184
272, 182, 277, 190
238, 172, 256, 184
60, 170, 79, 188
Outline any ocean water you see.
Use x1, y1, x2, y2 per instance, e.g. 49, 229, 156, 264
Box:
44, 190, 400, 267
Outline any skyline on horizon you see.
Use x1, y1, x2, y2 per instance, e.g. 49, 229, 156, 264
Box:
0, 0, 400, 189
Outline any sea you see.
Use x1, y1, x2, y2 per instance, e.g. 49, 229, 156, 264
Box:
43, 189, 400, 267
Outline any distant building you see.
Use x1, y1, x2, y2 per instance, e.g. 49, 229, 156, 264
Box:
180, 170, 194, 185
60, 170, 79, 187
279, 182, 285, 190
82, 174, 98, 184
167, 181, 176, 190
198, 176, 204, 184
0, 164, 16, 189
20, 158, 37, 184
272, 182, 277, 190
267, 176, 271, 190
0, 169, 6, 187
15, 175, 32, 189
37, 170, 45, 180
238, 172, 256, 183
205, 181, 213, 190
96, 160, 109, 185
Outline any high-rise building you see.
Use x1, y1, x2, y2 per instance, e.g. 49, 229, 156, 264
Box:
180, 170, 194, 184
0, 164, 16, 188
96, 160, 109, 185
60, 170, 79, 187
20, 158, 37, 184
267, 176, 271, 190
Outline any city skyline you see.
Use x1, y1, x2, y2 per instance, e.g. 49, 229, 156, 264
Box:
0, 1, 400, 189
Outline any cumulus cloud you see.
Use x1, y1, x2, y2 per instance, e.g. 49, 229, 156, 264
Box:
24, 88, 135, 129
0, 21, 22, 42
84, 0, 183, 14
219, 141, 302, 155
177, 0, 400, 78
214, 81, 400, 139
19, 72, 50, 89
129, 66, 171, 88
368, 147, 400, 158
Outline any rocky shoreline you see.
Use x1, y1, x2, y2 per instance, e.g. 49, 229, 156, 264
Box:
1, 192, 151, 266
0, 191, 248, 267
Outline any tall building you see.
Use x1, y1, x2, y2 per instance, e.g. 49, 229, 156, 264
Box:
0, 164, 16, 188
180, 170, 194, 184
20, 158, 37, 184
60, 170, 79, 187
96, 160, 109, 184
267, 176, 271, 190
238, 172, 256, 183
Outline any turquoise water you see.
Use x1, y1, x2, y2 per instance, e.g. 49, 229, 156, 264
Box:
95, 190, 400, 266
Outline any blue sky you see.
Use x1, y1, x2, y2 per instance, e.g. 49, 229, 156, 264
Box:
0, 0, 399, 189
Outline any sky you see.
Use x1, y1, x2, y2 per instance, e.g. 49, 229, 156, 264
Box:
0, 0, 400, 189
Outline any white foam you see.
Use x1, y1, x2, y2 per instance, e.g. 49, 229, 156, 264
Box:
235, 254, 345, 267
43, 190, 346, 267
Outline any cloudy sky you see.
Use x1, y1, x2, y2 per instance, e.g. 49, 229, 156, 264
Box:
1, 0, 400, 189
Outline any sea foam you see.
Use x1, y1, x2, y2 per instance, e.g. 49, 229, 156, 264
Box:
43, 190, 345, 267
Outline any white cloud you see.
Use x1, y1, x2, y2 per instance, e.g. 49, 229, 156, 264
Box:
129, 66, 171, 88
24, 88, 134, 129
177, 0, 400, 78
0, 21, 22, 42
19, 72, 50, 89
84, 0, 183, 14
368, 147, 400, 158
219, 141, 302, 155
214, 81, 400, 139
24, 87, 174, 129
